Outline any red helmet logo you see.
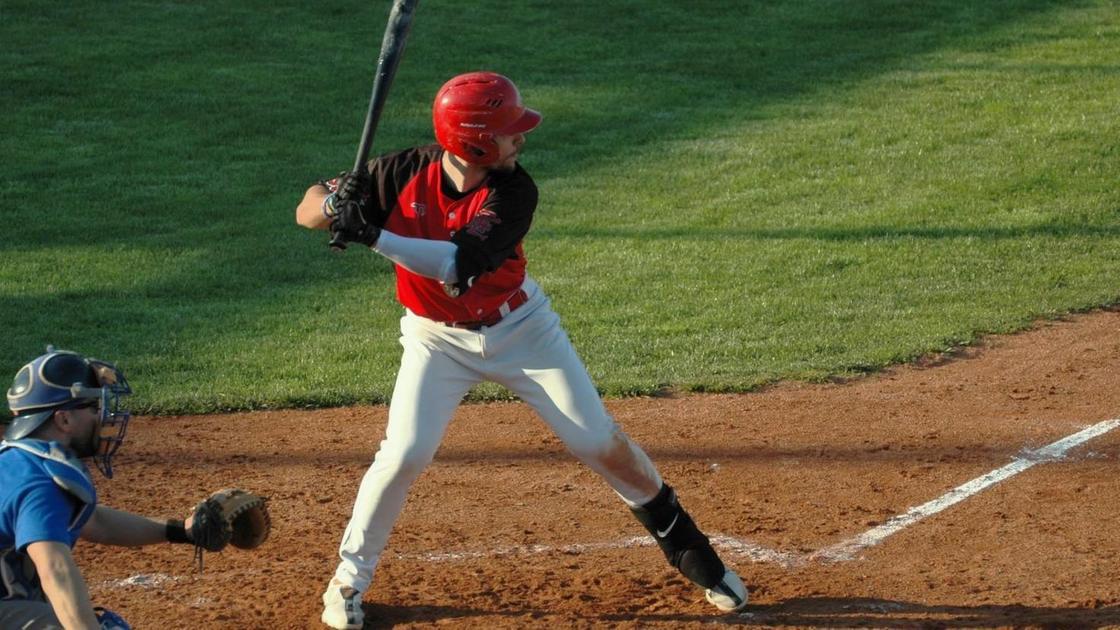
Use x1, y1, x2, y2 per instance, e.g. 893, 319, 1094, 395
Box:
433, 71, 541, 165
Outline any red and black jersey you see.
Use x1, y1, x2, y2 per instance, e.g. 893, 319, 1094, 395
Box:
348, 144, 538, 323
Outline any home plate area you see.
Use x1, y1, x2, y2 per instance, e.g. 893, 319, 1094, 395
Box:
80, 310, 1120, 628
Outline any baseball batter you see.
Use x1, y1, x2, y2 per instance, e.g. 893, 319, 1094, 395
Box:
297, 71, 748, 629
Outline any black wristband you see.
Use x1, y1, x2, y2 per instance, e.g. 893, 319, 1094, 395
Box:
166, 519, 190, 544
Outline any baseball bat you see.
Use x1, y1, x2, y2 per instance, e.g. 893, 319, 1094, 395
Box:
329, 0, 419, 250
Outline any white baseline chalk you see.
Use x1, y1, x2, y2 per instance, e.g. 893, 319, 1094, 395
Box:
397, 535, 794, 566
396, 535, 652, 562
812, 418, 1120, 562
391, 420, 1118, 568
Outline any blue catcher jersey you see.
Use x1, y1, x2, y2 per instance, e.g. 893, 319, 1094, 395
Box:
0, 439, 97, 600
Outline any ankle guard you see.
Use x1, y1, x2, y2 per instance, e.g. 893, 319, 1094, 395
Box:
630, 484, 725, 589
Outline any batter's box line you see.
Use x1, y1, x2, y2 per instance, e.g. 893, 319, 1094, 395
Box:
808, 417, 1120, 563
395, 419, 1118, 568
395, 534, 802, 567
395, 535, 654, 563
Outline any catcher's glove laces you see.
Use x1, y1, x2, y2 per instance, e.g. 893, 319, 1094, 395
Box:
191, 495, 230, 571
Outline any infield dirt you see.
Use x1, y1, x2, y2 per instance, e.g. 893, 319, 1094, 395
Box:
78, 308, 1120, 628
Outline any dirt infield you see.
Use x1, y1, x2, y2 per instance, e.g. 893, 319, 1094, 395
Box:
77, 309, 1120, 629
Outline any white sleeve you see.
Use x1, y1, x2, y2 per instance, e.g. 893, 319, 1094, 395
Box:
372, 230, 458, 284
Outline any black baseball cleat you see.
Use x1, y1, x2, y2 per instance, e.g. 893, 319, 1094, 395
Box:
704, 569, 749, 612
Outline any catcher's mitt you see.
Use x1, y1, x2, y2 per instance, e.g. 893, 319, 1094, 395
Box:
189, 488, 271, 557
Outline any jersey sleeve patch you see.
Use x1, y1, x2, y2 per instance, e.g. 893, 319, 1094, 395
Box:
464, 209, 502, 240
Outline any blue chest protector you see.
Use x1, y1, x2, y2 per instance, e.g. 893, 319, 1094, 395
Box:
0, 439, 97, 601
0, 439, 97, 514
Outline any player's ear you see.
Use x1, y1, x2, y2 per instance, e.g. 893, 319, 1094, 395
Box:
27, 409, 67, 440
52, 408, 91, 437
51, 409, 75, 432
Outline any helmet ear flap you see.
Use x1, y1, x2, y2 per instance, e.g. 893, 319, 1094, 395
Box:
468, 132, 495, 160
449, 134, 495, 163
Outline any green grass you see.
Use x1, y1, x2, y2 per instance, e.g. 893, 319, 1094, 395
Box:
2, 0, 1118, 414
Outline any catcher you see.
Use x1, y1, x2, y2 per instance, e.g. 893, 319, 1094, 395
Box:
0, 348, 270, 629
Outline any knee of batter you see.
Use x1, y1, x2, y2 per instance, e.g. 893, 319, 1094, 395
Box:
567, 426, 662, 505
369, 437, 441, 482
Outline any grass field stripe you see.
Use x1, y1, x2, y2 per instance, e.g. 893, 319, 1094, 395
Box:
813, 418, 1120, 562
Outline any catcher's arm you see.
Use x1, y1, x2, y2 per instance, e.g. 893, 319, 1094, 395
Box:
81, 505, 181, 547
25, 541, 102, 628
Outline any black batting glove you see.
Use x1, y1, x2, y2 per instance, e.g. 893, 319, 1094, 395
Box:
325, 169, 380, 248
337, 169, 368, 201
323, 170, 368, 216
329, 203, 381, 248
329, 220, 381, 248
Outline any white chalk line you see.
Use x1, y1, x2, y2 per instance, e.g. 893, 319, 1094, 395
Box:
394, 534, 801, 567
396, 535, 651, 562
99, 573, 180, 589
98, 419, 1120, 590
391, 418, 1119, 568
812, 417, 1119, 562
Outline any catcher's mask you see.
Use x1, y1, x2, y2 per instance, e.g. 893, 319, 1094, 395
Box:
5, 347, 132, 477
433, 71, 541, 166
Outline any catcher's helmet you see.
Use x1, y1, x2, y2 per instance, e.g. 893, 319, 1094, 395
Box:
5, 348, 132, 477
433, 71, 541, 166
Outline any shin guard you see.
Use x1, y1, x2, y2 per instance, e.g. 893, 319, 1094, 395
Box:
630, 483, 725, 589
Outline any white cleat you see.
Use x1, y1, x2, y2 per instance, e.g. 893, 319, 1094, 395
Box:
705, 569, 749, 613
321, 580, 364, 629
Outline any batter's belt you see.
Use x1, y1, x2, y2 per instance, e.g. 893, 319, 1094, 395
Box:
446, 289, 529, 330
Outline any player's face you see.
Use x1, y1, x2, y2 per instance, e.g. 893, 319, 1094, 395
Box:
489, 132, 524, 173
64, 401, 102, 458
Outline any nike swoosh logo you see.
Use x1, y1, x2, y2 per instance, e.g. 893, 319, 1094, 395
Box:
656, 513, 679, 538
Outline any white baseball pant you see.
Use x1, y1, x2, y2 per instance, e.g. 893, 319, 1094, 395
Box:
332, 277, 663, 593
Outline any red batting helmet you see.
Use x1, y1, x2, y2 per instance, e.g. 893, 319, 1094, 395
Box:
433, 71, 542, 166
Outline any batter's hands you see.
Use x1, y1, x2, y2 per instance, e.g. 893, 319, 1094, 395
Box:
329, 211, 381, 248
323, 170, 365, 216
327, 170, 380, 249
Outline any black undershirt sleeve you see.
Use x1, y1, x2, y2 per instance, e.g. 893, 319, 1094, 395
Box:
450, 166, 538, 292
361, 146, 438, 228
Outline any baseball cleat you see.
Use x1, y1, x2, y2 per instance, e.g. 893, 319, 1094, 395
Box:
705, 569, 748, 613
321, 579, 364, 629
